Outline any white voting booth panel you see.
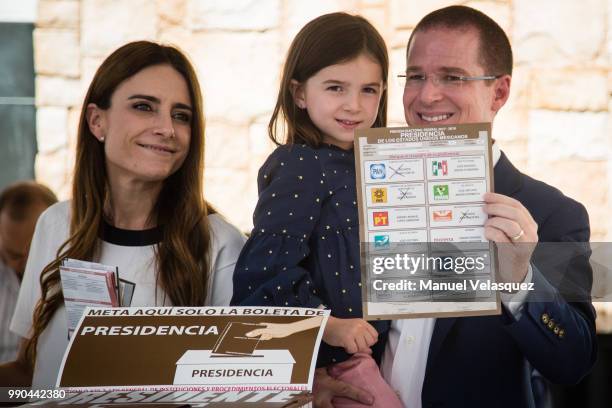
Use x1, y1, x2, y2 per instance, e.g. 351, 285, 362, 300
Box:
174, 350, 295, 385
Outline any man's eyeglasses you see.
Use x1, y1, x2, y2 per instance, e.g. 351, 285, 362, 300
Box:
397, 72, 502, 89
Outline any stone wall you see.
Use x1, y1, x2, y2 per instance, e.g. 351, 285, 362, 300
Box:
34, 0, 611, 242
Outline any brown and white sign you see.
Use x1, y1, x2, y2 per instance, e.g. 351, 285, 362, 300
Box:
57, 307, 329, 393
23, 390, 313, 408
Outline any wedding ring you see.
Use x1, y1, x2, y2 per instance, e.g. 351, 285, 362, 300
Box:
510, 229, 524, 241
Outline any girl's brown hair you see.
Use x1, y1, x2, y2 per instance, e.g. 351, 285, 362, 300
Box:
25, 41, 214, 365
269, 12, 389, 147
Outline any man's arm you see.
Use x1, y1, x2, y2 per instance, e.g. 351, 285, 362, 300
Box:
486, 192, 596, 384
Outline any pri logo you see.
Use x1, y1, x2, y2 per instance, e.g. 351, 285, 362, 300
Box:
432, 160, 448, 176
433, 184, 449, 200
374, 235, 390, 248
370, 163, 386, 180
373, 211, 389, 226
371, 187, 387, 203
432, 210, 453, 222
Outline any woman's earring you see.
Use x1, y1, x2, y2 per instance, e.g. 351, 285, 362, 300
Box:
99, 136, 105, 142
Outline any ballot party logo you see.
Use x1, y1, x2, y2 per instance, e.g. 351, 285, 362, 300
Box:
432, 210, 452, 222
433, 184, 449, 200
371, 188, 387, 203
373, 211, 389, 226
432, 160, 448, 176
370, 163, 386, 180
373, 235, 390, 248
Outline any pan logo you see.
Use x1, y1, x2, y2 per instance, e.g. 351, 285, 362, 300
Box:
370, 163, 386, 180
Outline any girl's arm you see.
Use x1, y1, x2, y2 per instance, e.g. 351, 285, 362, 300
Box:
323, 316, 378, 354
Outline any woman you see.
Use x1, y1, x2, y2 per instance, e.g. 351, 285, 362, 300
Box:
0, 41, 245, 387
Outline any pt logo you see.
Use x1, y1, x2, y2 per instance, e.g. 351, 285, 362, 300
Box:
370, 163, 386, 180
374, 235, 390, 248
371, 187, 387, 203
373, 211, 389, 226
433, 184, 449, 200
432, 160, 448, 176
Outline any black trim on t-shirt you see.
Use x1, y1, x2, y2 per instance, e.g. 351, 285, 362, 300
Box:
101, 219, 163, 246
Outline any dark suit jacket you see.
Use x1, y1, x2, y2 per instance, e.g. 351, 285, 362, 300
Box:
420, 152, 597, 408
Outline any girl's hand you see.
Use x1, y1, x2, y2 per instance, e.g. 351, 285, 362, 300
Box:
323, 316, 378, 354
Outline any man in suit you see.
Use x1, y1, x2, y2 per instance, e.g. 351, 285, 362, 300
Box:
314, 6, 596, 408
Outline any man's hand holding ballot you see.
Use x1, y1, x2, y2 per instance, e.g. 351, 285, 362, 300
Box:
483, 192, 538, 283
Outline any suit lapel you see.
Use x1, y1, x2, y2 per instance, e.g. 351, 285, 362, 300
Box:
494, 151, 523, 196
425, 151, 523, 378
425, 317, 457, 380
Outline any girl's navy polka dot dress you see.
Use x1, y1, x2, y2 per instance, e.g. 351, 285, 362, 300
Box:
232, 143, 389, 367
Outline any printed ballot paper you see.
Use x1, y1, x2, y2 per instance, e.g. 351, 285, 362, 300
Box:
57, 306, 329, 397
355, 123, 500, 319
59, 259, 134, 337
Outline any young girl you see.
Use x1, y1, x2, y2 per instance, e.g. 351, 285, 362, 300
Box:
232, 13, 402, 407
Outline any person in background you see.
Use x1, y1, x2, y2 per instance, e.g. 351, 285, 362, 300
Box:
0, 181, 57, 363
0, 41, 245, 387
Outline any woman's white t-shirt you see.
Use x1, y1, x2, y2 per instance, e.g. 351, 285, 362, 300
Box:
10, 201, 246, 387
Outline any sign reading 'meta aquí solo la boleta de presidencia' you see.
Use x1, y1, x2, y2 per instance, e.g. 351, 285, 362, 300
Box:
57, 306, 329, 393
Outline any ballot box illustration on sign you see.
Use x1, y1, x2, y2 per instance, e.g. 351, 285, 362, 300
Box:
174, 322, 296, 385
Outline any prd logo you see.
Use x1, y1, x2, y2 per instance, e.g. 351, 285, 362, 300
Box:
371, 187, 387, 203
370, 163, 386, 179
374, 235, 390, 248
432, 160, 448, 176
433, 184, 449, 200
373, 211, 389, 226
